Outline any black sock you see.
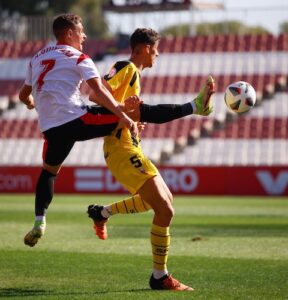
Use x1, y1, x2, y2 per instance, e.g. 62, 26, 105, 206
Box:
139, 103, 193, 124
35, 169, 57, 216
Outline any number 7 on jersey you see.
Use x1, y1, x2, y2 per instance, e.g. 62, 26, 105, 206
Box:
37, 59, 55, 91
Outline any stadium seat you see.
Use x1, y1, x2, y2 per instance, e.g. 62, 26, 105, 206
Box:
0, 33, 287, 167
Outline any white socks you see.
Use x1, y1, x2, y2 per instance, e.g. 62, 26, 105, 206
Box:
35, 216, 46, 222
101, 206, 112, 219
153, 268, 168, 280
191, 100, 197, 114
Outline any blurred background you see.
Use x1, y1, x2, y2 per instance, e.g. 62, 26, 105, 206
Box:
0, 0, 287, 196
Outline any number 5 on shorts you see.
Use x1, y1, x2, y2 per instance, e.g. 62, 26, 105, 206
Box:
129, 155, 142, 168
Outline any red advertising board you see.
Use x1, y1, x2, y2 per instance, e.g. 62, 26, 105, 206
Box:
0, 166, 287, 196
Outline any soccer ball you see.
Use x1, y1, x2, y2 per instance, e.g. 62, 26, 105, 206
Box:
224, 81, 256, 113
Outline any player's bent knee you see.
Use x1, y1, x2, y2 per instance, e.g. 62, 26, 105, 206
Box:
167, 205, 175, 220
155, 198, 174, 221
43, 163, 62, 175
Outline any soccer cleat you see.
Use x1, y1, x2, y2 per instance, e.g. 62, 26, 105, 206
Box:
87, 204, 108, 240
149, 274, 194, 291
24, 220, 46, 247
193, 75, 215, 116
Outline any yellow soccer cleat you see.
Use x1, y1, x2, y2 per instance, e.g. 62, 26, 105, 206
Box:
193, 75, 215, 116
24, 220, 46, 247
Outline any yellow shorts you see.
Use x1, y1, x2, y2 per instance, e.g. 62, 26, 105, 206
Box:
104, 137, 158, 195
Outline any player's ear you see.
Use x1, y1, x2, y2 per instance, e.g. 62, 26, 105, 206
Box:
144, 44, 151, 53
67, 28, 74, 38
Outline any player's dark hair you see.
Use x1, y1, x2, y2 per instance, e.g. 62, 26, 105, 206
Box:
130, 28, 161, 50
53, 13, 82, 39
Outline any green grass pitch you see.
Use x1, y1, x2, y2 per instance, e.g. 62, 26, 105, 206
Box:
0, 195, 287, 299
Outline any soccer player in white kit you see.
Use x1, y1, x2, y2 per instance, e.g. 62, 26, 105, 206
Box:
19, 13, 137, 247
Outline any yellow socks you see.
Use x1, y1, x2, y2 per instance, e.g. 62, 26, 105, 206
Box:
109, 194, 151, 215
151, 224, 170, 277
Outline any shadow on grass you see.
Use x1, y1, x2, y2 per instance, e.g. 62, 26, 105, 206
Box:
0, 288, 48, 298
0, 287, 151, 298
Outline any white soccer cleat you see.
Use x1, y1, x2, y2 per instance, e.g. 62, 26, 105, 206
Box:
24, 220, 46, 247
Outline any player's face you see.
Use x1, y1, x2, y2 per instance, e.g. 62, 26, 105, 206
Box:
145, 40, 159, 68
70, 22, 87, 51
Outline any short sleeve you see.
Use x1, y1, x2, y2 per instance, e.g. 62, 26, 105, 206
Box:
77, 54, 100, 81
105, 63, 134, 91
24, 61, 32, 86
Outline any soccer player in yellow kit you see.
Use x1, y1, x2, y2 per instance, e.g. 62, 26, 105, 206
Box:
88, 28, 215, 291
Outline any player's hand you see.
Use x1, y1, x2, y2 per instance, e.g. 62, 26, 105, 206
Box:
124, 95, 143, 111
119, 114, 138, 137
137, 122, 146, 133
26, 102, 35, 110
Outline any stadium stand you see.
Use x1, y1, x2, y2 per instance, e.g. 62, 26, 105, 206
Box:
0, 33, 287, 167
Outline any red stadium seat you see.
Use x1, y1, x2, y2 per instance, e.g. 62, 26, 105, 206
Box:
277, 33, 288, 51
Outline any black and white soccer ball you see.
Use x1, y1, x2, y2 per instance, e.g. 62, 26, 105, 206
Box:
224, 81, 256, 113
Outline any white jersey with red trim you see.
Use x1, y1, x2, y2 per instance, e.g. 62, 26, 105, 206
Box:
25, 43, 100, 132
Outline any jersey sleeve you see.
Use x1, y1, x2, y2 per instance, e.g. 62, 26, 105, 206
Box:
24, 61, 32, 86
77, 54, 100, 81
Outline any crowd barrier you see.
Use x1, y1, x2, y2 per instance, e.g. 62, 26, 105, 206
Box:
0, 166, 287, 196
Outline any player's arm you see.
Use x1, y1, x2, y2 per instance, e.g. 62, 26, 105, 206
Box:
86, 77, 138, 135
99, 68, 143, 117
90, 80, 141, 113
124, 96, 143, 111
102, 78, 112, 93
19, 60, 35, 110
79, 56, 137, 133
89, 78, 121, 106
19, 84, 35, 110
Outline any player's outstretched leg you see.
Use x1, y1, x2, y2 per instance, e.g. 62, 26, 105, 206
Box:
149, 274, 194, 291
133, 75, 215, 125
87, 205, 108, 240
192, 75, 215, 116
24, 220, 46, 247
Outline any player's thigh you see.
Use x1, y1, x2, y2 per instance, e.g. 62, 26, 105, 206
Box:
77, 106, 119, 140
138, 174, 174, 214
155, 173, 173, 204
105, 148, 158, 195
42, 133, 75, 171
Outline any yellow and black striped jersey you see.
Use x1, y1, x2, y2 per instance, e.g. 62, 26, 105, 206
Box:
103, 60, 141, 149
104, 60, 140, 102
104, 61, 140, 151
